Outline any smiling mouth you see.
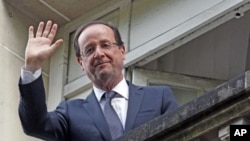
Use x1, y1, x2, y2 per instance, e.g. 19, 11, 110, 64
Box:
95, 62, 109, 67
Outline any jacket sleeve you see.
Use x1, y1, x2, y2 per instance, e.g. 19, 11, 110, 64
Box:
18, 75, 69, 141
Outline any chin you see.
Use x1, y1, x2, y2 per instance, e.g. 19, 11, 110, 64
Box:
96, 71, 113, 81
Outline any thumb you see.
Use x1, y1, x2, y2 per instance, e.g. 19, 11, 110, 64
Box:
50, 39, 63, 53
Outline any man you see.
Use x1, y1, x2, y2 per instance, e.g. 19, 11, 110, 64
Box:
18, 20, 178, 141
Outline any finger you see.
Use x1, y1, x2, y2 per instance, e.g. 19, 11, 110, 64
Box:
36, 22, 44, 37
47, 23, 58, 41
42, 21, 52, 37
28, 26, 34, 39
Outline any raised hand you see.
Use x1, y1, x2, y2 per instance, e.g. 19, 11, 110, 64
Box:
24, 21, 63, 73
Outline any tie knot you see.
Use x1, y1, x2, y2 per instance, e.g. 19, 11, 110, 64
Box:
105, 91, 116, 99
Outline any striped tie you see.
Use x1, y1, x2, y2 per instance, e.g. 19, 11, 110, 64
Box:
103, 91, 123, 140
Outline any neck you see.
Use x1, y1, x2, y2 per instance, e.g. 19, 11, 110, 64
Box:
94, 75, 123, 91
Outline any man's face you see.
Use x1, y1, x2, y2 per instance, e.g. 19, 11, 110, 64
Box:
77, 24, 125, 86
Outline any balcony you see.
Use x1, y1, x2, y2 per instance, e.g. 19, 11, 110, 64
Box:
118, 71, 250, 141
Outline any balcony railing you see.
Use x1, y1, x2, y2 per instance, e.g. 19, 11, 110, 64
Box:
117, 71, 250, 141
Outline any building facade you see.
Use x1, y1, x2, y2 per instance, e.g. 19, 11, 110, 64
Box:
1, 0, 250, 140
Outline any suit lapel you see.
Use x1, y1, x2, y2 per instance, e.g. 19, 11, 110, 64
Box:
83, 92, 112, 141
124, 82, 144, 133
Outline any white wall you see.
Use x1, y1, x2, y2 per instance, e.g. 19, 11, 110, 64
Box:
129, 0, 223, 49
0, 1, 47, 140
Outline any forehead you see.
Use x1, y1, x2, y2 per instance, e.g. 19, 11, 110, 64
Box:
78, 24, 115, 45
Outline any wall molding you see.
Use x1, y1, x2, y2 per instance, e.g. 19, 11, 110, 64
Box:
0, 42, 49, 77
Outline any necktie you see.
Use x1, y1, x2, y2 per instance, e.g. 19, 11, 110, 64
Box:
103, 91, 123, 140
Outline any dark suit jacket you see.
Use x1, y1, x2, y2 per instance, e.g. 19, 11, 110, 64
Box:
18, 76, 178, 141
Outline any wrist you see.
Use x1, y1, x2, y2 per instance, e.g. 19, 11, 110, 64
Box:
24, 63, 41, 73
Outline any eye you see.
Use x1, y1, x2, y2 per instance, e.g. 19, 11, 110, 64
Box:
102, 43, 111, 49
84, 46, 95, 55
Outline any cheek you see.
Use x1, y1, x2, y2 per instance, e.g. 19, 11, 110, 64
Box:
114, 56, 124, 67
122, 54, 125, 60
84, 59, 95, 70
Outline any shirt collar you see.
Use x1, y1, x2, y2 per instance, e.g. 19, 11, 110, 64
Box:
94, 78, 129, 102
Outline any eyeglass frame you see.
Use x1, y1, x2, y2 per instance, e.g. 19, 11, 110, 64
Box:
80, 42, 121, 58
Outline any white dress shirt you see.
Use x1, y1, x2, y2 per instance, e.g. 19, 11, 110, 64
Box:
20, 67, 42, 84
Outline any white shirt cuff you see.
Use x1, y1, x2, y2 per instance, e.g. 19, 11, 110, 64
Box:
20, 67, 42, 84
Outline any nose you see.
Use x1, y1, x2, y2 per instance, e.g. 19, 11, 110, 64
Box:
93, 46, 105, 58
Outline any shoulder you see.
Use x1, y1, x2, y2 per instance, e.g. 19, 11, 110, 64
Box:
143, 85, 171, 91
57, 99, 87, 110
127, 81, 173, 97
143, 85, 173, 97
66, 99, 86, 103
127, 80, 172, 93
54, 99, 87, 116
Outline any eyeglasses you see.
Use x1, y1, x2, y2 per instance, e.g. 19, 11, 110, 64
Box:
80, 42, 119, 57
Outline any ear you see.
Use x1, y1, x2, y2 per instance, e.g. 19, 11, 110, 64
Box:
119, 45, 126, 60
77, 57, 85, 71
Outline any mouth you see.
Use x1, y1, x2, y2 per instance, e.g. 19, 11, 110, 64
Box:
94, 62, 110, 67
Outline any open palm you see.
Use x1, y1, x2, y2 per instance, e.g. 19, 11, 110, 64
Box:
25, 21, 63, 73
